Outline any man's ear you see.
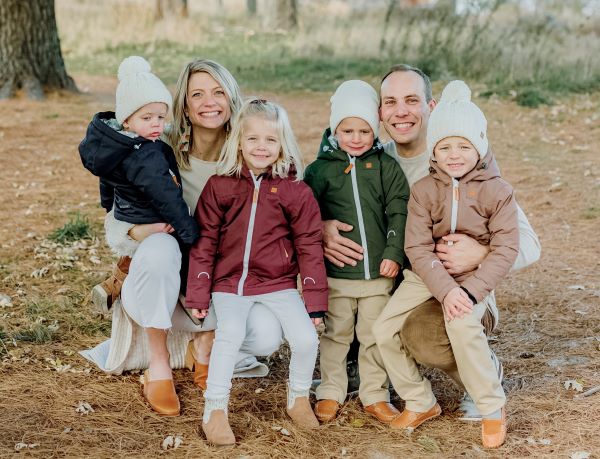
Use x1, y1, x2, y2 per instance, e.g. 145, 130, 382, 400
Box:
428, 98, 437, 113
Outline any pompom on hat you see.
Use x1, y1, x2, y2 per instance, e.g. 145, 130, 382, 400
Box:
427, 80, 488, 158
329, 80, 380, 137
115, 56, 173, 124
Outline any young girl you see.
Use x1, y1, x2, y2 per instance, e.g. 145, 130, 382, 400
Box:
186, 98, 328, 446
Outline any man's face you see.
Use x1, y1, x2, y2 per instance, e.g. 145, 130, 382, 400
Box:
379, 71, 435, 149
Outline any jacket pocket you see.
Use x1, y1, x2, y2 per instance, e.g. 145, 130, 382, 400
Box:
278, 238, 292, 273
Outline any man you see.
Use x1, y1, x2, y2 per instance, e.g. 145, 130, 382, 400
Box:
323, 64, 540, 423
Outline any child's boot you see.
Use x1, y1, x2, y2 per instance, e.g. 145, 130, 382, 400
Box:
185, 340, 210, 390
202, 398, 235, 447
482, 407, 506, 448
286, 383, 319, 428
91, 256, 131, 313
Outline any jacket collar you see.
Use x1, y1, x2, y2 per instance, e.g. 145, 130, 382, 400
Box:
316, 128, 383, 162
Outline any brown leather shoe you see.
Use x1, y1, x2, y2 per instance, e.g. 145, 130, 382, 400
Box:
364, 401, 401, 424
185, 341, 209, 390
314, 399, 341, 423
482, 407, 506, 448
142, 370, 180, 416
202, 409, 235, 447
287, 396, 319, 428
390, 403, 441, 431
92, 256, 131, 313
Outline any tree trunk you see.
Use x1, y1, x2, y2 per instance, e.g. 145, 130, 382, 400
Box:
0, 0, 76, 100
154, 0, 188, 20
268, 0, 297, 30
247, 0, 257, 16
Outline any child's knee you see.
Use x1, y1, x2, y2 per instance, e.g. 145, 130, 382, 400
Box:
290, 328, 318, 355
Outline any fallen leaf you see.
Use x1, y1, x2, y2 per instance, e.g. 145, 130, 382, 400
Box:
255, 388, 265, 394
162, 435, 173, 450
14, 443, 39, 451
75, 401, 95, 415
564, 380, 584, 392
570, 452, 590, 459
0, 294, 12, 308
417, 435, 441, 453
279, 428, 291, 436
350, 418, 365, 428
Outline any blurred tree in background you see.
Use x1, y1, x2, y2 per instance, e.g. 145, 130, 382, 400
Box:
0, 0, 76, 99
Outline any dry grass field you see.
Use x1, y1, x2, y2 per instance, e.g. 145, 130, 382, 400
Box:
0, 71, 599, 457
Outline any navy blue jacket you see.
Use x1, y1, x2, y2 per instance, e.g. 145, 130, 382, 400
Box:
78, 111, 199, 245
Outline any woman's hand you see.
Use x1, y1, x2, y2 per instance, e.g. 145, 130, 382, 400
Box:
128, 222, 174, 242
311, 317, 323, 326
322, 220, 363, 268
435, 233, 489, 275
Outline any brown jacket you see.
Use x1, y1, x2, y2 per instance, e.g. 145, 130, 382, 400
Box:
405, 149, 519, 304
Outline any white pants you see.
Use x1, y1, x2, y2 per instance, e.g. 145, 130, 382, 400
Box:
205, 290, 319, 401
121, 233, 284, 359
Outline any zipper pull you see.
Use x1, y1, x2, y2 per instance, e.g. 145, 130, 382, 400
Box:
344, 156, 356, 174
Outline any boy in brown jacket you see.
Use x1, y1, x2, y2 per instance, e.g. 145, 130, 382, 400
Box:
391, 80, 519, 449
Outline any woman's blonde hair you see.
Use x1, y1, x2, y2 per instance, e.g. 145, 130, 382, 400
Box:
217, 98, 304, 180
168, 58, 242, 170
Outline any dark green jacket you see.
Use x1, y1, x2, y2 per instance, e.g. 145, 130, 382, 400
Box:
304, 129, 410, 280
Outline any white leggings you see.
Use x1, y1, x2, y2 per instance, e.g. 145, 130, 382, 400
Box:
121, 233, 284, 359
205, 290, 319, 401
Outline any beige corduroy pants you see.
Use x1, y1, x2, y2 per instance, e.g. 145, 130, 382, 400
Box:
316, 276, 394, 407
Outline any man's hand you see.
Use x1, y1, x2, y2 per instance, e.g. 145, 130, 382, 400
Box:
192, 308, 209, 319
435, 233, 489, 275
379, 259, 400, 278
311, 317, 323, 326
442, 287, 473, 322
322, 220, 363, 268
128, 223, 174, 242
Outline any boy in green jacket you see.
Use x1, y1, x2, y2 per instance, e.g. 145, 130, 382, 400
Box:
304, 80, 410, 424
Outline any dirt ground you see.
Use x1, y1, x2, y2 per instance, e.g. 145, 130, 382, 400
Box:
0, 75, 599, 458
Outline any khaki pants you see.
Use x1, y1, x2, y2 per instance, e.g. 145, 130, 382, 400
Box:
373, 269, 504, 416
316, 277, 394, 406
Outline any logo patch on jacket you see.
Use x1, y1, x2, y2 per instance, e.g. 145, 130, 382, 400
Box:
366, 162, 372, 169
270, 187, 278, 193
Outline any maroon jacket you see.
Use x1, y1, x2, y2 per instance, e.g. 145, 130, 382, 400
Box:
186, 166, 328, 313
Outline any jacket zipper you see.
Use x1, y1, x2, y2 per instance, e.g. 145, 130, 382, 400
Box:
449, 178, 459, 246
237, 172, 262, 295
348, 155, 370, 280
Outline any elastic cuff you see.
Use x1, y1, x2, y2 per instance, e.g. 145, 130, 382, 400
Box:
460, 286, 478, 305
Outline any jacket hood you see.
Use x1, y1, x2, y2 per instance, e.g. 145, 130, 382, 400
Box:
79, 111, 152, 176
429, 147, 501, 184
316, 128, 384, 161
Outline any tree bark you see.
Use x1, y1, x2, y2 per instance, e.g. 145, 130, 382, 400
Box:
247, 0, 257, 16
268, 0, 297, 30
154, 0, 188, 20
0, 0, 76, 100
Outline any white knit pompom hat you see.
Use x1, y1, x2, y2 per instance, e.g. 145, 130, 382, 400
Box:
115, 56, 173, 124
427, 80, 488, 159
330, 80, 380, 137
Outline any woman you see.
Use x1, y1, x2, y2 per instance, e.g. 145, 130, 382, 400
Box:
81, 59, 284, 416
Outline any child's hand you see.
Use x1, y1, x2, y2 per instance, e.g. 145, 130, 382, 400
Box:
379, 259, 400, 278
128, 222, 174, 241
192, 308, 209, 319
311, 317, 323, 327
442, 287, 473, 322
